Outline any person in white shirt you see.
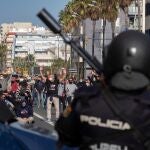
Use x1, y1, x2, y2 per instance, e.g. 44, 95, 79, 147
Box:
65, 78, 77, 105
58, 79, 66, 113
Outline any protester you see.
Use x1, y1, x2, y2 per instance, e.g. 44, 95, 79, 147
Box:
34, 76, 45, 108
15, 80, 34, 124
65, 78, 77, 105
58, 78, 66, 113
45, 74, 59, 123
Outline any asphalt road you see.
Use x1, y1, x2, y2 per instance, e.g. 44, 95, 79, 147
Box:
33, 104, 57, 131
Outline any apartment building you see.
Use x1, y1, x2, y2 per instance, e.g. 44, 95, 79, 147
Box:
145, 0, 150, 34
0, 22, 70, 72
12, 32, 70, 67
128, 0, 150, 35
1, 22, 34, 68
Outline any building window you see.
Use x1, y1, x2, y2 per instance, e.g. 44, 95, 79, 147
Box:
146, 3, 150, 16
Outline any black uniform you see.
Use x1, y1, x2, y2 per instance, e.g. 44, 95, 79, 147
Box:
55, 84, 150, 150
55, 31, 150, 150
45, 79, 58, 97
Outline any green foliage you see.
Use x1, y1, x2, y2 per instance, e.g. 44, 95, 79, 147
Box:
12, 54, 36, 74
25, 54, 35, 68
50, 58, 69, 74
59, 0, 134, 33
0, 44, 7, 69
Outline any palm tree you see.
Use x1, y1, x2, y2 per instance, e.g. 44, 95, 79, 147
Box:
87, 0, 119, 52
25, 54, 35, 75
59, 1, 82, 33
59, 0, 91, 79
120, 0, 133, 7
59, 0, 118, 76
60, 0, 134, 35
119, 0, 134, 30
106, 1, 120, 39
59, 10, 75, 33
98, 0, 133, 39
59, 0, 134, 74
12, 57, 24, 73
86, 1, 101, 58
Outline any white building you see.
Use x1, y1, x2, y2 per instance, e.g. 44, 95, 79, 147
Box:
12, 32, 70, 67
1, 22, 35, 68
0, 22, 71, 72
128, 0, 150, 34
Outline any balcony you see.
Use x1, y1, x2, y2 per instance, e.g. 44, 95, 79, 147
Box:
35, 54, 55, 60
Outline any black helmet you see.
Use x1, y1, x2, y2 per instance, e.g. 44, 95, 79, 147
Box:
104, 30, 150, 90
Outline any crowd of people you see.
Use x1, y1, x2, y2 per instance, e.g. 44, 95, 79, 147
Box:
0, 69, 103, 124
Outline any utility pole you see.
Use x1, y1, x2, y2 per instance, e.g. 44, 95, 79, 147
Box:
80, 20, 85, 79
142, 0, 145, 33
137, 0, 141, 31
102, 19, 106, 61
92, 20, 96, 58
57, 36, 60, 59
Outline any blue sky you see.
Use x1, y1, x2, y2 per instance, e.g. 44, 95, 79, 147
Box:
0, 0, 69, 26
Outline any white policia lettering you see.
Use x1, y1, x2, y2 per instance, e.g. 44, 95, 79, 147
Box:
80, 115, 131, 130
90, 143, 128, 150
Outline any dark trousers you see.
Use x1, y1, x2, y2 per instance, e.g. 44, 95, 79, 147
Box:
66, 96, 72, 105
59, 96, 66, 113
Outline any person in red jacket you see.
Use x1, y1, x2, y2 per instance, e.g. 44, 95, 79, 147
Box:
10, 75, 19, 93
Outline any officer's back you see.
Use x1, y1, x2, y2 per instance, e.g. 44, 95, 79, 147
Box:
55, 30, 150, 150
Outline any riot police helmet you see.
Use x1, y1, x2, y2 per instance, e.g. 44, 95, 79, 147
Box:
104, 30, 150, 91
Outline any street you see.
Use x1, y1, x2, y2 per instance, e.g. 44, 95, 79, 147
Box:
33, 105, 56, 131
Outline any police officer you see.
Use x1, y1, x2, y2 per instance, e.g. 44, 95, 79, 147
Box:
55, 30, 150, 150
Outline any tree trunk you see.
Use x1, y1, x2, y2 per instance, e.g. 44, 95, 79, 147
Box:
81, 19, 86, 79
102, 19, 106, 61
92, 20, 96, 58
111, 21, 116, 39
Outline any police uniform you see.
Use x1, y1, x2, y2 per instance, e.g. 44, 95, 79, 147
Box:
55, 30, 150, 150
55, 84, 150, 150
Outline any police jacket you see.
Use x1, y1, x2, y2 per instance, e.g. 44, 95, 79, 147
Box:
55, 83, 150, 150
